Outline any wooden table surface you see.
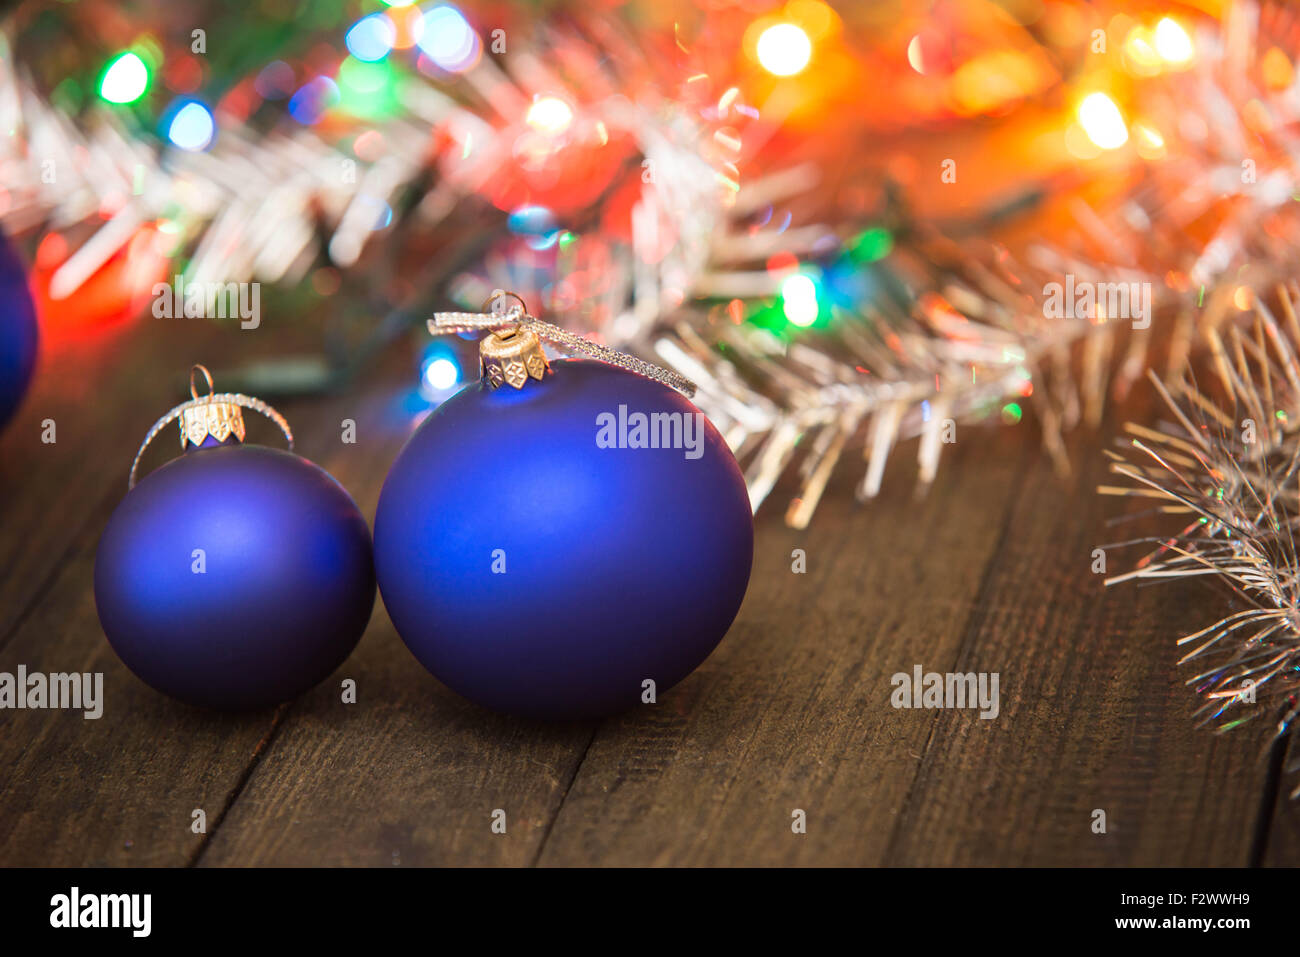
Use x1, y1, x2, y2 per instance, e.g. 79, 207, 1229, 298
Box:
1, 315, 1296, 867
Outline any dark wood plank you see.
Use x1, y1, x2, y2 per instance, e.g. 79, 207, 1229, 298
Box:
533, 422, 1032, 866
881, 430, 1268, 866
196, 626, 597, 867
1262, 732, 1300, 865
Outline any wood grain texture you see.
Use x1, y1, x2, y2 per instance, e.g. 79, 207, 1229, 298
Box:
533, 426, 1032, 866
0, 320, 1296, 867
1262, 733, 1300, 866
881, 431, 1269, 866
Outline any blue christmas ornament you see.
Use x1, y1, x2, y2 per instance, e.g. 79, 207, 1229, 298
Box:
0, 228, 39, 432
95, 366, 375, 710
375, 310, 753, 719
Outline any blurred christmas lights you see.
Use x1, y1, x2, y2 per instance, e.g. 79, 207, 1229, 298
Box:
756, 23, 812, 77
416, 5, 478, 73
99, 52, 150, 104
1153, 18, 1193, 66
1077, 92, 1127, 150
288, 76, 340, 124
254, 60, 295, 99
780, 273, 819, 327
1124, 16, 1194, 76
346, 13, 397, 63
525, 96, 574, 137
419, 348, 462, 399
164, 99, 215, 151
1, 0, 1270, 534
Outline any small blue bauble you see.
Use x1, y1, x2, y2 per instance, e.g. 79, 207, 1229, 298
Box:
95, 441, 375, 710
0, 228, 39, 432
374, 357, 753, 719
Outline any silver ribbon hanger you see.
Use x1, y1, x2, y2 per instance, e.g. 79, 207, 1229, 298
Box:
430, 291, 698, 398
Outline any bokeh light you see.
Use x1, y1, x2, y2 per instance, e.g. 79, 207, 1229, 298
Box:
165, 99, 215, 151
906, 35, 926, 75
1132, 122, 1165, 160
1154, 18, 1193, 66
1077, 92, 1128, 150
508, 205, 557, 235
419, 347, 462, 400
1122, 26, 1163, 76
346, 13, 397, 62
417, 5, 479, 73
756, 23, 812, 77
288, 77, 340, 125
255, 60, 295, 100
100, 52, 150, 104
424, 356, 459, 391
1262, 46, 1294, 91
781, 273, 819, 326
525, 96, 573, 136
388, 4, 425, 49
337, 56, 386, 95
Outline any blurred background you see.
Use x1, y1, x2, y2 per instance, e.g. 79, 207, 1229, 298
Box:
0, 0, 1289, 524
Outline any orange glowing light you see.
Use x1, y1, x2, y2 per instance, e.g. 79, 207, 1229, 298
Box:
785, 0, 835, 41
387, 6, 424, 50
1122, 26, 1163, 76
949, 49, 1049, 115
1133, 122, 1165, 159
525, 96, 573, 136
35, 232, 69, 270
1154, 18, 1193, 66
1077, 93, 1128, 150
1262, 46, 1293, 90
756, 23, 812, 77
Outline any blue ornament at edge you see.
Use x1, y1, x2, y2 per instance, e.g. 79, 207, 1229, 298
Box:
95, 385, 375, 711
374, 355, 754, 720
0, 228, 40, 432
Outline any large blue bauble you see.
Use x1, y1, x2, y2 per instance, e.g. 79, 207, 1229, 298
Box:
95, 444, 376, 710
374, 359, 753, 719
0, 229, 39, 432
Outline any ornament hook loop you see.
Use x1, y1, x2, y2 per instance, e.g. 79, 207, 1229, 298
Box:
481, 289, 529, 323
189, 364, 215, 400
128, 367, 295, 490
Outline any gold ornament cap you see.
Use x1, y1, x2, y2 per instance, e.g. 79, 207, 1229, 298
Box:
479, 324, 550, 390
179, 365, 246, 449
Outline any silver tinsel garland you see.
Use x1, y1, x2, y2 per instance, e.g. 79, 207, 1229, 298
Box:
5, 6, 1300, 533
